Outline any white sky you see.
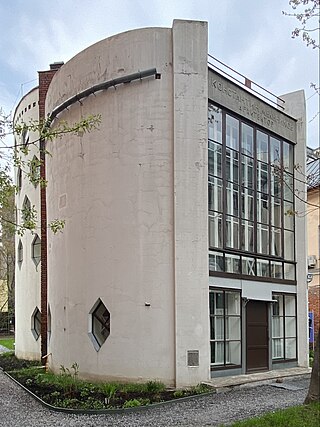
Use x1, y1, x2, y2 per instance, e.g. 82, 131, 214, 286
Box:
0, 0, 319, 147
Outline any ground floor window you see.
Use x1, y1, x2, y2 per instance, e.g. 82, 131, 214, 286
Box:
272, 293, 297, 361
210, 289, 241, 368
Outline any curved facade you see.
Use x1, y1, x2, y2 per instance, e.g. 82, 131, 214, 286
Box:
14, 20, 308, 388
14, 87, 41, 360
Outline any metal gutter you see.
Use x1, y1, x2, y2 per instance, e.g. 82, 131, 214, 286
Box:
49, 68, 160, 122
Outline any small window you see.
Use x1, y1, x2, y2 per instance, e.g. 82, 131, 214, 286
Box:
30, 156, 41, 187
32, 234, 41, 266
47, 304, 51, 341
22, 126, 29, 146
89, 299, 110, 351
22, 196, 31, 221
31, 307, 41, 340
17, 240, 23, 266
17, 167, 22, 191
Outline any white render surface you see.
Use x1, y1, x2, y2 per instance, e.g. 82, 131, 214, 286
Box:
281, 90, 309, 368
14, 87, 41, 360
45, 22, 208, 386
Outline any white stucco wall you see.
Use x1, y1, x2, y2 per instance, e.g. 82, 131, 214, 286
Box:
45, 26, 175, 384
14, 87, 41, 360
281, 90, 309, 368
172, 20, 209, 386
45, 20, 209, 387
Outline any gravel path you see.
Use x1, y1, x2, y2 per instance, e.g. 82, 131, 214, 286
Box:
0, 370, 310, 427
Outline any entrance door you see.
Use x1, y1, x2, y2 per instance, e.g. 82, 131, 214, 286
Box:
246, 300, 269, 373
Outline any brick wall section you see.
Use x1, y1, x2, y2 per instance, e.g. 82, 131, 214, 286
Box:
309, 285, 320, 339
38, 66, 62, 361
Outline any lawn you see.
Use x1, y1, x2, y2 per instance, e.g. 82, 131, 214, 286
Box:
0, 337, 15, 350
225, 402, 320, 427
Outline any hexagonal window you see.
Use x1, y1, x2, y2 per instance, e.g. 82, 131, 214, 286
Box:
17, 240, 23, 267
89, 299, 110, 351
31, 307, 41, 340
31, 234, 41, 266
30, 156, 41, 188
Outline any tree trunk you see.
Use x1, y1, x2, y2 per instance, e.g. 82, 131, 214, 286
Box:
304, 325, 320, 404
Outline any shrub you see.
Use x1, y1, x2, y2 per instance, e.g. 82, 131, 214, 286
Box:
123, 398, 141, 408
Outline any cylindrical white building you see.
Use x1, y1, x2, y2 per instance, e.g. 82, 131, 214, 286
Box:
45, 20, 209, 386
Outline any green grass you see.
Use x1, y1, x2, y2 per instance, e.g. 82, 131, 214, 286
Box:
223, 402, 320, 427
0, 337, 15, 350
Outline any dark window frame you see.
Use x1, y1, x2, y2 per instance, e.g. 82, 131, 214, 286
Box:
209, 289, 242, 370
208, 103, 296, 284
272, 293, 298, 362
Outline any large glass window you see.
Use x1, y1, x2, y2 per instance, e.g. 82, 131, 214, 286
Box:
210, 290, 241, 368
272, 294, 297, 361
208, 104, 296, 282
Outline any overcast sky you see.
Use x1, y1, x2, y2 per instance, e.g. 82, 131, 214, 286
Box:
0, 0, 318, 147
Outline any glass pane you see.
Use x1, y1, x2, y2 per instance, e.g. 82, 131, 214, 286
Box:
226, 115, 239, 150
209, 213, 223, 248
241, 220, 254, 252
214, 292, 224, 314
241, 188, 254, 221
283, 142, 294, 173
257, 161, 269, 193
211, 341, 224, 365
285, 295, 296, 315
208, 105, 222, 143
241, 156, 254, 189
257, 223, 269, 254
226, 183, 239, 216
284, 201, 295, 230
226, 341, 241, 365
257, 131, 268, 162
271, 227, 282, 257
225, 253, 241, 273
211, 316, 224, 340
226, 149, 239, 183
270, 261, 283, 279
285, 338, 296, 359
272, 295, 284, 316
283, 173, 294, 202
209, 292, 214, 314
271, 197, 281, 227
285, 317, 296, 337
272, 316, 284, 338
284, 230, 294, 261
241, 124, 253, 157
272, 338, 284, 359
242, 256, 255, 275
257, 259, 270, 277
270, 166, 282, 197
208, 141, 222, 177
208, 176, 223, 212
209, 251, 224, 272
257, 192, 269, 224
226, 317, 241, 339
284, 263, 295, 280
226, 217, 239, 249
226, 292, 241, 315
270, 137, 281, 164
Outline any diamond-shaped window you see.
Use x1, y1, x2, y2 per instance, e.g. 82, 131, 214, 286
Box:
31, 307, 41, 340
89, 299, 110, 351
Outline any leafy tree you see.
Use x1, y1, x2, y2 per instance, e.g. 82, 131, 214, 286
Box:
283, 0, 320, 49
0, 108, 101, 235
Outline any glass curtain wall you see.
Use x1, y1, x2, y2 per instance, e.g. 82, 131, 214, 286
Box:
208, 104, 296, 282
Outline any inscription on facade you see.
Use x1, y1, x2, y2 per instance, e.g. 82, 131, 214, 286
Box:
208, 70, 297, 143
